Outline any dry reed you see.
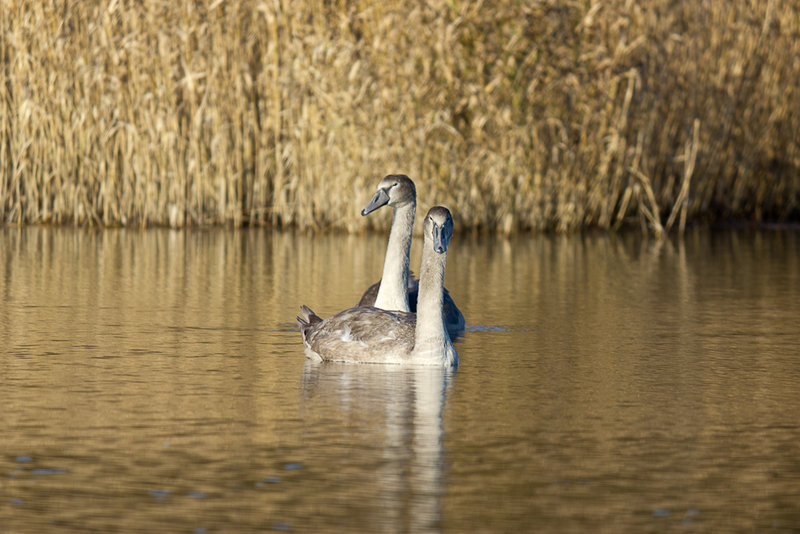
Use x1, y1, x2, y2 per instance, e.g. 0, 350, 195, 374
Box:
1, 0, 798, 233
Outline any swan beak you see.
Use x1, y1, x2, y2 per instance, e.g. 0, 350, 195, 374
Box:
361, 188, 390, 216
433, 223, 449, 254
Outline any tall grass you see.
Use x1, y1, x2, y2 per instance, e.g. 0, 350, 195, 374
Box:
1, 0, 798, 232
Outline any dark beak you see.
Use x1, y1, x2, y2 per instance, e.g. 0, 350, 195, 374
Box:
361, 188, 390, 216
432, 223, 449, 254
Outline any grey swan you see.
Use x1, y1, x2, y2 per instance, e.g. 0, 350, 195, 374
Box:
358, 174, 465, 336
297, 206, 459, 367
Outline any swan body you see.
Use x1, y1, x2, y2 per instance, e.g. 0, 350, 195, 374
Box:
358, 280, 464, 335
359, 174, 465, 336
298, 207, 458, 367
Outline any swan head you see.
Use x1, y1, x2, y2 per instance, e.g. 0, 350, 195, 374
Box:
361, 174, 416, 216
424, 206, 453, 254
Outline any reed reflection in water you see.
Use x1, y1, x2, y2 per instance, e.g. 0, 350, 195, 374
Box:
1, 226, 800, 532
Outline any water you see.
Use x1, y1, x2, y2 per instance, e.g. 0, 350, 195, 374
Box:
1, 226, 800, 533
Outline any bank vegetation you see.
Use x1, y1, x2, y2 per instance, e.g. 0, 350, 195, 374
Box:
1, 0, 798, 233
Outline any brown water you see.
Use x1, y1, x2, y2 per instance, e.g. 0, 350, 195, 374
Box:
1, 226, 799, 533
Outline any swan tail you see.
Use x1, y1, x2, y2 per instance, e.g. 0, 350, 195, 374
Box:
296, 305, 323, 337
300, 305, 322, 324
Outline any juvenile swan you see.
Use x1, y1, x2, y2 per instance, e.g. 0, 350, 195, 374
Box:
297, 207, 459, 367
358, 175, 465, 336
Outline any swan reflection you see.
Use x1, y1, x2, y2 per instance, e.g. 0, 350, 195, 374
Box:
301, 361, 455, 532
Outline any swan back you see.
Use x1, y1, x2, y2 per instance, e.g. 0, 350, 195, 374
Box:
298, 306, 416, 364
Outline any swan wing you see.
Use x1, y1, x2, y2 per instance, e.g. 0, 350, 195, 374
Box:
303, 307, 416, 363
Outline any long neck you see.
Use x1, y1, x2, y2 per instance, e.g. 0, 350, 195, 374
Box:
413, 245, 455, 365
374, 203, 415, 312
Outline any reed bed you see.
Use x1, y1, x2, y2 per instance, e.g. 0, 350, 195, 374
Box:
1, 0, 798, 233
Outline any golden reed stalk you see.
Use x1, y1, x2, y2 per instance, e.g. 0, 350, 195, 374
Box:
1, 0, 798, 233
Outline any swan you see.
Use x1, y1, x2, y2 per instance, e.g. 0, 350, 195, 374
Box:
358, 174, 465, 336
297, 206, 459, 367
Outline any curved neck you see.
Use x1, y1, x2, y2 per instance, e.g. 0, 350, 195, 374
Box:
413, 245, 456, 365
374, 203, 415, 312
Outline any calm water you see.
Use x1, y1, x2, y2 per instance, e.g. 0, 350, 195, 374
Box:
1, 226, 800, 533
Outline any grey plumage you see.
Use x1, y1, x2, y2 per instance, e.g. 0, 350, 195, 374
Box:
358, 279, 465, 337
298, 306, 416, 364
358, 174, 465, 336
297, 206, 459, 367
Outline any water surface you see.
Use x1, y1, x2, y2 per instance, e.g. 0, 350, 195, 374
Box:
2, 227, 800, 532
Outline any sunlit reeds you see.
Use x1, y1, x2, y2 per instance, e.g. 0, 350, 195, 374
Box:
1, 0, 798, 232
